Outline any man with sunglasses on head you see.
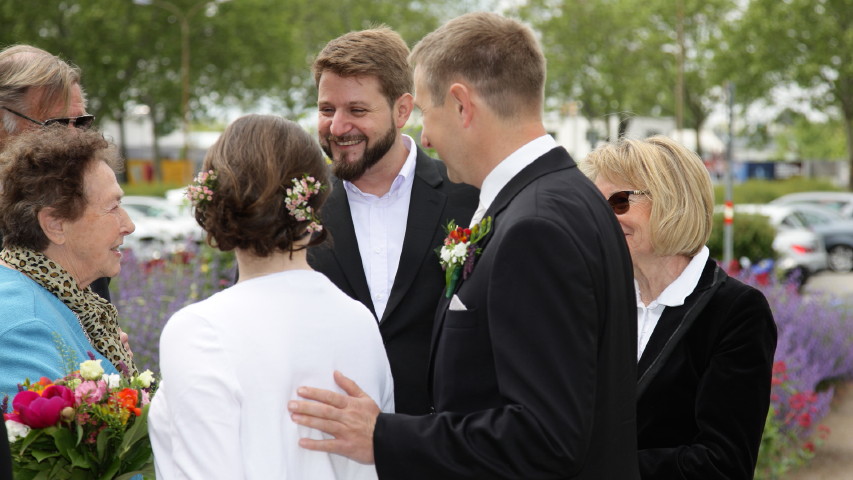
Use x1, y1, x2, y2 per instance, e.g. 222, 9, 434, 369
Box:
0, 45, 109, 302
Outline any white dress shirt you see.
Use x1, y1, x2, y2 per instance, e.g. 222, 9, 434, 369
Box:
636, 246, 710, 360
469, 134, 559, 227
149, 270, 394, 480
344, 134, 418, 320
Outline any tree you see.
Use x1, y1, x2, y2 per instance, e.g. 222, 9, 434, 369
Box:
0, 0, 457, 179
519, 0, 738, 156
519, 0, 663, 140
726, 0, 853, 189
646, 0, 737, 158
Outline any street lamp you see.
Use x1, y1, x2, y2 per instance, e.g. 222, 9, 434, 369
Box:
134, 0, 223, 161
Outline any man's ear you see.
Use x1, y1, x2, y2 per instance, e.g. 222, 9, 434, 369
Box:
448, 83, 474, 128
38, 207, 66, 245
394, 93, 414, 128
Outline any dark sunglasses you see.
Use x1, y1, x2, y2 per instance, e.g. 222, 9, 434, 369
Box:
1, 106, 95, 129
608, 190, 649, 215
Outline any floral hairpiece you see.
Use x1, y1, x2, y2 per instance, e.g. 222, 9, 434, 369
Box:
285, 174, 324, 234
187, 169, 218, 208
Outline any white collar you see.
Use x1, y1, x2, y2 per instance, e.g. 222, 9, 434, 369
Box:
478, 134, 558, 212
639, 246, 710, 308
343, 134, 417, 199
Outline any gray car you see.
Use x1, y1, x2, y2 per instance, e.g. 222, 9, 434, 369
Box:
737, 203, 853, 272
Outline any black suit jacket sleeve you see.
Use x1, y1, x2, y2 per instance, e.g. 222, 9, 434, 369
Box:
637, 263, 777, 479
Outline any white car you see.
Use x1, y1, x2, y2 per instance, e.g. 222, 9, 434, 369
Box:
122, 195, 203, 244
121, 207, 174, 260
771, 191, 853, 220
718, 204, 828, 282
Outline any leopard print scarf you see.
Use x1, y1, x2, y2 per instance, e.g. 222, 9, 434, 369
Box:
0, 245, 137, 376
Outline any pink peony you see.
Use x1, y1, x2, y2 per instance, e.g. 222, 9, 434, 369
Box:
12, 385, 75, 428
75, 380, 107, 405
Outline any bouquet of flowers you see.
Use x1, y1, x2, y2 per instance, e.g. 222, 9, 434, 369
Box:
3, 356, 156, 480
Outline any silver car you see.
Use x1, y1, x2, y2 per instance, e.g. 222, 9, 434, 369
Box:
771, 191, 853, 220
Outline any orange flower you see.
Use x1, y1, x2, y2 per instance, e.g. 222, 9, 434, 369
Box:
116, 388, 142, 416
29, 377, 54, 394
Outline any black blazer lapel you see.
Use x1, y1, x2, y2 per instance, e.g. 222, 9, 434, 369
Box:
381, 149, 447, 323
321, 177, 376, 316
481, 147, 575, 226
636, 261, 726, 398
429, 147, 573, 372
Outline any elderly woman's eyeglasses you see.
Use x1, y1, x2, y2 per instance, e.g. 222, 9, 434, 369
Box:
608, 190, 649, 215
1, 106, 95, 129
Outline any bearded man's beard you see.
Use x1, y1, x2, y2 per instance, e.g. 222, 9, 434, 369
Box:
322, 123, 397, 182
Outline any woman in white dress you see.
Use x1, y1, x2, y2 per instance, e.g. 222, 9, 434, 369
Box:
149, 114, 394, 479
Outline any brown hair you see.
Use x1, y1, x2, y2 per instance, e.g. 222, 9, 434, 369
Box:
580, 135, 714, 257
410, 12, 545, 119
312, 27, 412, 106
0, 124, 120, 251
196, 114, 330, 257
0, 45, 84, 137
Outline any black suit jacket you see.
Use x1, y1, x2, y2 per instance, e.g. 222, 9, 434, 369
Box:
0, 419, 11, 480
373, 147, 640, 479
308, 147, 478, 415
637, 259, 777, 479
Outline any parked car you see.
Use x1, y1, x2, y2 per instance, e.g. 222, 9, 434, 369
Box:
715, 204, 828, 283
771, 228, 827, 285
122, 195, 203, 243
122, 207, 175, 260
735, 203, 853, 272
771, 191, 853, 220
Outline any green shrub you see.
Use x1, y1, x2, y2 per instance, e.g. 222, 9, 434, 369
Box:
708, 212, 777, 262
121, 181, 186, 197
714, 177, 840, 205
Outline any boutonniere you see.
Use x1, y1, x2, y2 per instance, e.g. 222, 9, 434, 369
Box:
437, 216, 492, 298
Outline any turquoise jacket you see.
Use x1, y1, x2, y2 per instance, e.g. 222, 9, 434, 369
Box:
0, 267, 119, 398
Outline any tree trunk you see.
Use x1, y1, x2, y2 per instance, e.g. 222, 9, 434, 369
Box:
617, 113, 631, 139
151, 112, 162, 183
845, 114, 853, 191
117, 113, 128, 184
694, 117, 704, 159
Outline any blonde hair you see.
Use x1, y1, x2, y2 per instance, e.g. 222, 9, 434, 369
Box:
580, 135, 714, 257
0, 45, 84, 136
410, 12, 545, 119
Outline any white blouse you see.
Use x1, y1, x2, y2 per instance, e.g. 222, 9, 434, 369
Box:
636, 246, 709, 361
149, 270, 394, 479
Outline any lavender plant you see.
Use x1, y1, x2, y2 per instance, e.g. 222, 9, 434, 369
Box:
113, 243, 236, 373
742, 272, 853, 479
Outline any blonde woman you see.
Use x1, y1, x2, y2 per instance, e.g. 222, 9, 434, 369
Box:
581, 135, 777, 479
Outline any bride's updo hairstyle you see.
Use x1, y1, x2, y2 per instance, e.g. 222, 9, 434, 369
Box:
194, 114, 329, 257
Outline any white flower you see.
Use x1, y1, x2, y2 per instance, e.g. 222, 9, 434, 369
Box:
79, 359, 104, 380
440, 246, 454, 263
137, 370, 155, 388
5, 419, 29, 443
102, 373, 122, 389
451, 242, 468, 258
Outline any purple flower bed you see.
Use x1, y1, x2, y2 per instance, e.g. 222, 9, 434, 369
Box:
764, 284, 853, 426
113, 243, 236, 373
737, 271, 853, 477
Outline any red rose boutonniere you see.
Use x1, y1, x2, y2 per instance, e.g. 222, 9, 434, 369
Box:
437, 216, 492, 298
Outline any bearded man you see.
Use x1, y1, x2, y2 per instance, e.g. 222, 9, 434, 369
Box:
306, 27, 478, 415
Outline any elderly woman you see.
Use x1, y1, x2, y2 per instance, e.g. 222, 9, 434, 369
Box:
0, 125, 137, 397
581, 136, 777, 479
148, 115, 393, 479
